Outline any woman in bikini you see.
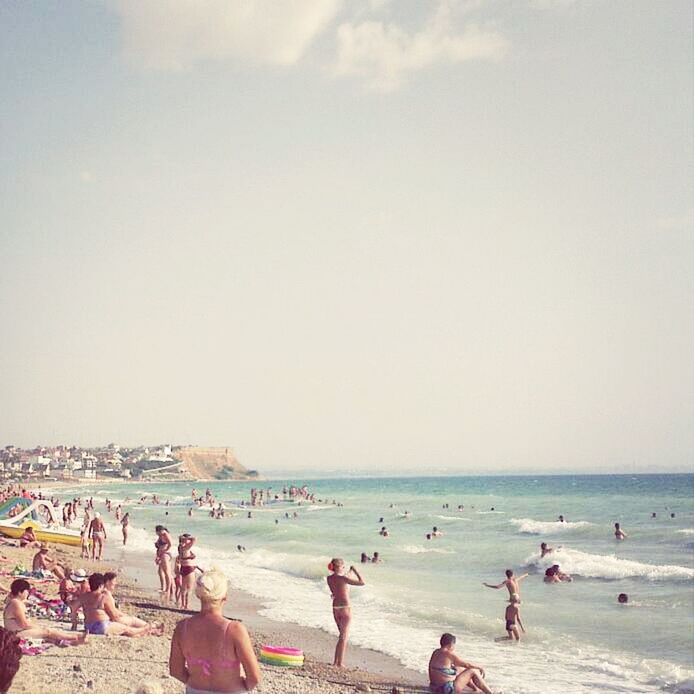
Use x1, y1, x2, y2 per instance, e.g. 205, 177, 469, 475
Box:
154, 526, 174, 603
169, 568, 260, 693
326, 558, 364, 668
429, 633, 498, 694
3, 579, 86, 645
74, 573, 162, 637
178, 534, 200, 610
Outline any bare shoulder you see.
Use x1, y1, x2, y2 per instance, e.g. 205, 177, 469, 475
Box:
225, 619, 250, 638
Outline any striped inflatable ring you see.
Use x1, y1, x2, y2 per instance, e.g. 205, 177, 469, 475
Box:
260, 656, 304, 668
261, 645, 303, 657
260, 651, 304, 665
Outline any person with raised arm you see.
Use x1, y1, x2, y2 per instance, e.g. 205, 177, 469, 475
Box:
326, 558, 365, 668
483, 569, 529, 602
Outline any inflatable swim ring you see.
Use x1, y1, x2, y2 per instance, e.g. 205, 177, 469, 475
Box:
259, 645, 304, 668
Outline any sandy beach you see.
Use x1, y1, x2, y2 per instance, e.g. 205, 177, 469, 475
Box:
1, 538, 428, 694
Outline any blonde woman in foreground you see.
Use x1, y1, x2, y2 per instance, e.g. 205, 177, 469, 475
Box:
169, 568, 261, 693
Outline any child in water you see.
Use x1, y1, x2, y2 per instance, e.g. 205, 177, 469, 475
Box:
495, 598, 524, 642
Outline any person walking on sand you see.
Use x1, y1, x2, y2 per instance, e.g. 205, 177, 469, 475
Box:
169, 568, 261, 693
121, 513, 130, 546
326, 558, 365, 668
3, 579, 86, 645
483, 569, 528, 602
429, 632, 499, 694
495, 598, 524, 642
89, 512, 106, 560
614, 523, 627, 540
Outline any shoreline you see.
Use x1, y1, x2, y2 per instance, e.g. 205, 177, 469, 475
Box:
107, 538, 429, 689
3, 534, 428, 693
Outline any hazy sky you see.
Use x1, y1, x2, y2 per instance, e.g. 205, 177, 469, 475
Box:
1, 1, 692, 474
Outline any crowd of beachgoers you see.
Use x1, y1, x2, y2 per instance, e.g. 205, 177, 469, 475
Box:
0, 481, 663, 694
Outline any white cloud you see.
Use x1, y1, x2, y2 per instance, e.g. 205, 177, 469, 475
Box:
335, 2, 509, 91
112, 0, 343, 71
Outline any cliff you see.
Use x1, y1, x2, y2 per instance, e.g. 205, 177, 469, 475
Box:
172, 447, 255, 480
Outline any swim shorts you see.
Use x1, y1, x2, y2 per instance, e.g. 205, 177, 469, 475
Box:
85, 620, 110, 635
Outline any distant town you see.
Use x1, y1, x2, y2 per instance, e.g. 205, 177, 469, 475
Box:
0, 444, 257, 482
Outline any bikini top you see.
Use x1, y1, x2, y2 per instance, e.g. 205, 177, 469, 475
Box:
182, 619, 239, 676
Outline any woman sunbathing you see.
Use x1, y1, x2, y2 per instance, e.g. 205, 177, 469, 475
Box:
73, 573, 163, 637
3, 579, 86, 645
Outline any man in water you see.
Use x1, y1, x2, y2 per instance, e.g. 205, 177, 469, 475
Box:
618, 593, 629, 604
432, 526, 443, 537
483, 569, 529, 602
429, 632, 498, 694
540, 542, 553, 557
614, 523, 627, 540
326, 558, 365, 668
371, 552, 381, 563
558, 515, 565, 523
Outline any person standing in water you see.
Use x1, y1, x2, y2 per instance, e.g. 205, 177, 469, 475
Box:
495, 598, 524, 642
483, 569, 529, 602
121, 513, 130, 546
614, 523, 627, 540
326, 558, 364, 668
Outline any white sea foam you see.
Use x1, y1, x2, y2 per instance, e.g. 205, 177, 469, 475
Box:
677, 529, 694, 535
525, 548, 694, 581
510, 517, 592, 534
401, 544, 455, 555
432, 515, 472, 521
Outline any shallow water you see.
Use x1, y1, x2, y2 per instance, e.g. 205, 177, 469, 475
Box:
52, 474, 694, 693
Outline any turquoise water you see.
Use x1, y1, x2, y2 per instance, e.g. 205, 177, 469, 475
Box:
51, 474, 694, 693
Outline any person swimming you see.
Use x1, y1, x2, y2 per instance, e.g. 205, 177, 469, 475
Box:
540, 542, 553, 557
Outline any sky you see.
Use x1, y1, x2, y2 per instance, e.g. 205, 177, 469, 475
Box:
1, 0, 692, 475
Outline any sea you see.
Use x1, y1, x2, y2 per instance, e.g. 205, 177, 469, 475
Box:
47, 474, 694, 694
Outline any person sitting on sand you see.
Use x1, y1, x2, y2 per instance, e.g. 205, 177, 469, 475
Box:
169, 568, 261, 693
73, 573, 163, 637
3, 579, 86, 645
495, 598, 524, 642
614, 523, 627, 540
327, 558, 365, 668
32, 543, 66, 580
540, 542, 553, 558
89, 513, 106, 561
428, 632, 498, 694
102, 572, 151, 629
483, 569, 528, 602
18, 527, 37, 549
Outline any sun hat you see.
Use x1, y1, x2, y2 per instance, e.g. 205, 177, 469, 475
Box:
70, 569, 87, 582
